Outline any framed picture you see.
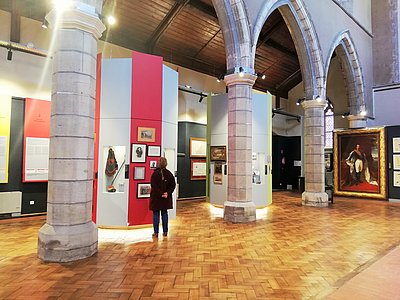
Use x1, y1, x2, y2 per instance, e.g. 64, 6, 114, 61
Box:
393, 137, 400, 153
150, 160, 157, 169
131, 144, 146, 163
394, 171, 400, 187
148, 145, 161, 157
333, 128, 386, 199
137, 183, 151, 198
134, 166, 145, 180
394, 155, 400, 170
213, 162, 223, 184
210, 145, 227, 161
137, 127, 155, 142
191, 159, 206, 180
190, 137, 206, 158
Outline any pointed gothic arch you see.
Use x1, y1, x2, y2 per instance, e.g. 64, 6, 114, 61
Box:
325, 31, 366, 115
252, 0, 324, 99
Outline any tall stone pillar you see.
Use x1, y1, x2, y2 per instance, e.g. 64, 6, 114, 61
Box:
223, 73, 257, 222
301, 99, 328, 207
348, 115, 367, 129
38, 0, 105, 262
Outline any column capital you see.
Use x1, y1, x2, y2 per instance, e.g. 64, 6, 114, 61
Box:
301, 99, 327, 109
47, 5, 106, 39
347, 115, 367, 129
224, 73, 257, 86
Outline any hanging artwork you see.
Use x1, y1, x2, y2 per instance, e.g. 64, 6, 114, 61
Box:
333, 128, 386, 199
213, 162, 223, 184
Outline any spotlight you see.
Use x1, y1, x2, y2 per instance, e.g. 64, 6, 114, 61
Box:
296, 97, 305, 106
360, 110, 367, 116
341, 112, 350, 119
185, 85, 191, 89
261, 74, 266, 80
7, 49, 12, 61
315, 95, 322, 102
199, 96, 204, 103
239, 67, 244, 77
217, 74, 224, 82
107, 15, 116, 26
41, 19, 49, 29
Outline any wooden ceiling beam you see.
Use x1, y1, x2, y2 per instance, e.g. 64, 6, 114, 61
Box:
146, 0, 190, 53
275, 68, 302, 93
256, 19, 285, 49
263, 39, 297, 59
187, 0, 218, 20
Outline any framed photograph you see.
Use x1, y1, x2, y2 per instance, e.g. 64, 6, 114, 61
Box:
131, 144, 146, 163
150, 160, 157, 169
333, 128, 386, 199
190, 137, 206, 158
213, 162, 223, 184
191, 159, 206, 180
394, 154, 400, 170
137, 127, 155, 143
134, 166, 145, 180
210, 145, 227, 161
393, 137, 400, 153
148, 145, 161, 157
394, 171, 400, 187
137, 183, 151, 198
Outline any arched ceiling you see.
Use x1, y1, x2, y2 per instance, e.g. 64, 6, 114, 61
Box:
0, 0, 301, 97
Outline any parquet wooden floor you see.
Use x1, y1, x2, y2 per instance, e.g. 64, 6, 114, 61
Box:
1, 191, 400, 299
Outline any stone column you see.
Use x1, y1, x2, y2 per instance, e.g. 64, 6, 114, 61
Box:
348, 115, 367, 129
223, 73, 257, 222
301, 99, 328, 207
38, 0, 105, 262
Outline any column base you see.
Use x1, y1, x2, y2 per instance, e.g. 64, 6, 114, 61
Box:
302, 191, 329, 207
38, 221, 98, 262
224, 201, 256, 223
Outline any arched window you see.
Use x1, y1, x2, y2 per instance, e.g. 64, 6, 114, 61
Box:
324, 100, 334, 148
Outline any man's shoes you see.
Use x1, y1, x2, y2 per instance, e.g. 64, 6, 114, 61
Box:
163, 232, 168, 237
152, 233, 158, 238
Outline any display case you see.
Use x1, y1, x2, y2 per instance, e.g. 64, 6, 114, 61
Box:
103, 146, 126, 193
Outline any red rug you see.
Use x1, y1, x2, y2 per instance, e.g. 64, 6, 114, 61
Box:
341, 181, 379, 193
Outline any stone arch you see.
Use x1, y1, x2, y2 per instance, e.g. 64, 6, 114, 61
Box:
324, 30, 365, 115
212, 0, 253, 73
252, 0, 324, 99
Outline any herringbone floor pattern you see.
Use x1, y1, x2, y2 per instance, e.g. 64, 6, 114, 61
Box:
1, 192, 400, 299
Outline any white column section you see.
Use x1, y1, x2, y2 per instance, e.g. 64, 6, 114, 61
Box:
38, 1, 105, 262
348, 115, 367, 129
223, 73, 257, 222
301, 99, 329, 207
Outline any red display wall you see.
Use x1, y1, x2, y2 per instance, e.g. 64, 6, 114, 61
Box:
128, 51, 163, 225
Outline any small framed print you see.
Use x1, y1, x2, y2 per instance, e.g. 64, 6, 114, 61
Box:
394, 171, 400, 187
213, 162, 223, 184
210, 145, 226, 161
131, 144, 146, 163
394, 154, 400, 170
191, 159, 206, 180
148, 145, 161, 157
150, 160, 157, 169
134, 166, 145, 180
137, 127, 156, 143
137, 183, 151, 198
393, 138, 400, 153
190, 137, 206, 158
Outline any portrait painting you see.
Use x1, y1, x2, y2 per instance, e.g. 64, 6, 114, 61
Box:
333, 128, 386, 199
131, 143, 146, 163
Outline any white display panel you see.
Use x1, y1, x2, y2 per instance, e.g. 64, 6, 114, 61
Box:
24, 137, 49, 181
0, 136, 6, 182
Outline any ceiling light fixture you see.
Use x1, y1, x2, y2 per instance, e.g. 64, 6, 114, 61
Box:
360, 110, 367, 116
315, 95, 322, 102
199, 96, 204, 103
41, 19, 49, 29
296, 97, 305, 106
341, 112, 350, 119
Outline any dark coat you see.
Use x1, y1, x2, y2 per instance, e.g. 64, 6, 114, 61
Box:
149, 167, 176, 211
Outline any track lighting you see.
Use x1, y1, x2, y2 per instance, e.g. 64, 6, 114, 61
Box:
360, 110, 367, 116
7, 49, 12, 61
341, 112, 350, 118
315, 95, 322, 102
256, 73, 266, 80
216, 74, 224, 82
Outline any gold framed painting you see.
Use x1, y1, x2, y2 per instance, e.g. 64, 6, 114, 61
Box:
210, 145, 227, 161
333, 128, 386, 199
137, 127, 156, 142
189, 137, 206, 158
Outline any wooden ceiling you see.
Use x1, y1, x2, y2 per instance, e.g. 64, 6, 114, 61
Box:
0, 0, 302, 97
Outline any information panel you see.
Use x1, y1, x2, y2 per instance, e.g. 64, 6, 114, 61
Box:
0, 95, 11, 183
23, 98, 51, 182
